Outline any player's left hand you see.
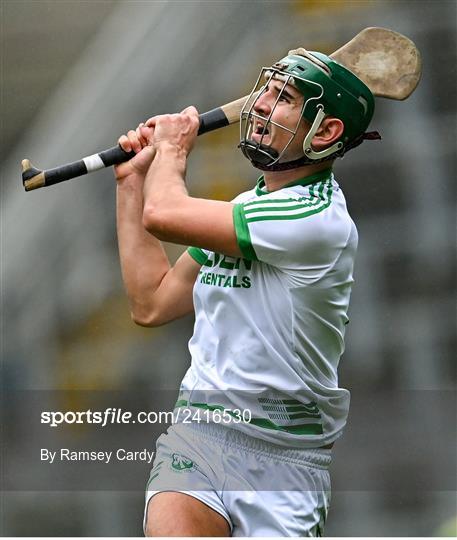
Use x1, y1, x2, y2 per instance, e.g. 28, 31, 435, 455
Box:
114, 123, 156, 182
145, 106, 200, 156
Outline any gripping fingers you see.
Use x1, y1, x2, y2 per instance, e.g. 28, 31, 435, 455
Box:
118, 124, 150, 155
139, 124, 154, 145
126, 130, 142, 154
118, 134, 132, 153
135, 123, 149, 146
118, 131, 141, 154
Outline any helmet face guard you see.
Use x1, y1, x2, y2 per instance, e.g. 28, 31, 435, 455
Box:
239, 67, 328, 167
239, 50, 375, 170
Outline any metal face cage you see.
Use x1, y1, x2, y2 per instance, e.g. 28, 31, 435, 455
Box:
239, 67, 324, 167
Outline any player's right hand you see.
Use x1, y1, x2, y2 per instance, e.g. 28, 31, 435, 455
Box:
114, 123, 156, 182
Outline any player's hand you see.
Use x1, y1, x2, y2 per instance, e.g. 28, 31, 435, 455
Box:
114, 123, 156, 182
145, 106, 200, 156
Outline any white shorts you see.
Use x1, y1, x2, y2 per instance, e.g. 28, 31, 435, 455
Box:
144, 421, 331, 536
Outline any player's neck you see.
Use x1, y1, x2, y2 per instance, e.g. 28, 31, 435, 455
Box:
263, 161, 333, 193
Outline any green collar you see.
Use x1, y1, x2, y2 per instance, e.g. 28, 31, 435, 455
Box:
255, 168, 333, 196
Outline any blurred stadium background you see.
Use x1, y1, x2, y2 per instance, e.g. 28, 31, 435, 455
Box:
1, 0, 456, 536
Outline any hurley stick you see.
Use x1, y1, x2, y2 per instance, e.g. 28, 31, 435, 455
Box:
22, 27, 421, 192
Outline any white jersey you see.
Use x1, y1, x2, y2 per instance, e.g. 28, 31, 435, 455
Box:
178, 168, 358, 448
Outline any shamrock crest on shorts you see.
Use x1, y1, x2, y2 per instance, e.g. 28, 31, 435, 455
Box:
171, 453, 195, 472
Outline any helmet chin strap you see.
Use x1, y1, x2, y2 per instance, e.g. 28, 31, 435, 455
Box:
238, 140, 279, 167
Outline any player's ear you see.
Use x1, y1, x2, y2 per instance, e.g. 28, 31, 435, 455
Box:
312, 117, 344, 150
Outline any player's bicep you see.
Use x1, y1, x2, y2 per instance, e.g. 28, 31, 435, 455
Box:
143, 251, 200, 326
143, 197, 242, 258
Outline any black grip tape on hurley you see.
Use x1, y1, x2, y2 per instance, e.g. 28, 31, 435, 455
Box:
44, 160, 89, 186
99, 146, 136, 167
198, 108, 229, 135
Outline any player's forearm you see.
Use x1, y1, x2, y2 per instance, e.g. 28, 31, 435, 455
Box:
116, 180, 171, 324
142, 144, 190, 238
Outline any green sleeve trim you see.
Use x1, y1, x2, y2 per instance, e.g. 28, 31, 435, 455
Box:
233, 204, 259, 261
187, 246, 208, 265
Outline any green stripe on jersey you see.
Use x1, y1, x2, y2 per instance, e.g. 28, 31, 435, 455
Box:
243, 197, 324, 215
244, 180, 333, 223
243, 185, 324, 209
243, 195, 320, 208
187, 246, 208, 265
233, 204, 259, 261
249, 417, 323, 435
243, 200, 321, 214
288, 411, 321, 420
174, 399, 188, 408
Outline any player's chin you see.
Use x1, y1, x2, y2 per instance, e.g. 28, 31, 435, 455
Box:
251, 132, 272, 145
